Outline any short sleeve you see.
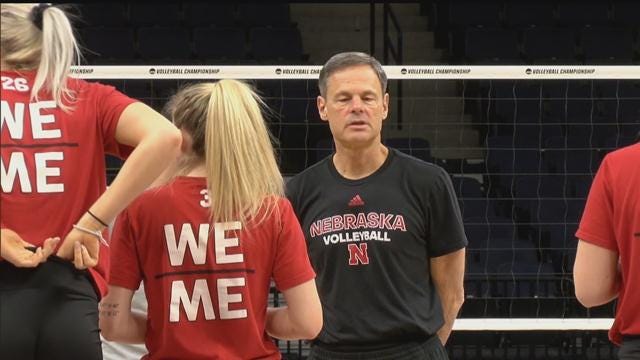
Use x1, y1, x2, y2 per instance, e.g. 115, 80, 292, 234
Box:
92, 83, 138, 157
272, 199, 316, 291
575, 156, 617, 251
426, 168, 468, 257
109, 209, 143, 290
284, 176, 301, 213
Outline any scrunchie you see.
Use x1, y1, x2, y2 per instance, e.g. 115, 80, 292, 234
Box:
30, 3, 52, 31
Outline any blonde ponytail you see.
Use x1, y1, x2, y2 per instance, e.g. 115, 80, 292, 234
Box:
204, 80, 283, 225
169, 81, 284, 226
1, 4, 80, 111
33, 5, 80, 110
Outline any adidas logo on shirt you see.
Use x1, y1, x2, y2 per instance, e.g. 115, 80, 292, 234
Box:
348, 194, 365, 207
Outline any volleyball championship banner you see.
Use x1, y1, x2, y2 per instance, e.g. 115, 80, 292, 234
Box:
453, 318, 614, 331
70, 65, 640, 80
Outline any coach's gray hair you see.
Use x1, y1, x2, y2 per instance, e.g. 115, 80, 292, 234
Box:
318, 52, 387, 97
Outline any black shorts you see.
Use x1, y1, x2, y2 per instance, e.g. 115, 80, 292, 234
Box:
307, 336, 449, 360
0, 256, 102, 360
619, 336, 640, 360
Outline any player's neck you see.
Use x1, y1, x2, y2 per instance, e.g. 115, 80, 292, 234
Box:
186, 163, 207, 177
0, 60, 12, 71
333, 142, 388, 180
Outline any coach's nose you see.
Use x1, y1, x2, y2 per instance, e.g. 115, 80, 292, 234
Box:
349, 96, 365, 113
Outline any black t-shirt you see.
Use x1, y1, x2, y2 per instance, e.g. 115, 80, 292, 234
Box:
286, 148, 468, 350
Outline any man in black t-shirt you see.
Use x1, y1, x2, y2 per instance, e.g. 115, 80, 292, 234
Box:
286, 52, 467, 360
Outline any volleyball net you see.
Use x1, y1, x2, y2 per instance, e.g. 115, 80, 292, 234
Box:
77, 65, 639, 359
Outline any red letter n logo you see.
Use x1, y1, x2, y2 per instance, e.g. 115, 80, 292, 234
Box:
347, 243, 369, 266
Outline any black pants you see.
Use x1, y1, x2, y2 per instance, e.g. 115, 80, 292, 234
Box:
619, 336, 640, 360
307, 336, 449, 360
0, 256, 102, 360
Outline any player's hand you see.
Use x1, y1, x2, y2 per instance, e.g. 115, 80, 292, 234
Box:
1, 229, 60, 268
56, 227, 101, 269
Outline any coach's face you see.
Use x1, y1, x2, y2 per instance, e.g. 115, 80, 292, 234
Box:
318, 65, 389, 148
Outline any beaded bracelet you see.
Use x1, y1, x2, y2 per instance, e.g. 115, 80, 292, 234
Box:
72, 224, 109, 247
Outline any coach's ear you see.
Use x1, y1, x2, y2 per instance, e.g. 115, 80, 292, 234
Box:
317, 95, 328, 122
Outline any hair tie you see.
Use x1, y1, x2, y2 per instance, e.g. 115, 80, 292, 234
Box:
87, 210, 109, 228
30, 3, 52, 31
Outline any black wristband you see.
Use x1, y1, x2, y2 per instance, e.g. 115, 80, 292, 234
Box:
87, 210, 109, 228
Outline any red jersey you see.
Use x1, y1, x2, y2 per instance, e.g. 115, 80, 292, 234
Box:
576, 143, 640, 344
109, 177, 316, 360
1, 70, 136, 297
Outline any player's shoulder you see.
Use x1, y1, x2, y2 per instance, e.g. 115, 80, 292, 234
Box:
125, 186, 167, 215
604, 142, 639, 166
274, 195, 294, 210
71, 78, 119, 96
127, 178, 193, 213
262, 195, 294, 213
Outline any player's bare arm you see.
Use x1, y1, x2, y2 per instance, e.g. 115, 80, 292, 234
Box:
100, 285, 147, 344
574, 240, 620, 307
